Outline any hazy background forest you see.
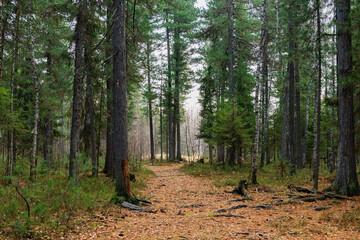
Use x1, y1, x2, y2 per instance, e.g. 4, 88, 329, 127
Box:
1, 0, 360, 238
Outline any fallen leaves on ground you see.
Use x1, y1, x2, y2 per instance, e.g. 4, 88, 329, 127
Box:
56, 164, 360, 239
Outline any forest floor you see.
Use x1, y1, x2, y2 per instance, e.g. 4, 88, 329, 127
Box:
62, 163, 360, 240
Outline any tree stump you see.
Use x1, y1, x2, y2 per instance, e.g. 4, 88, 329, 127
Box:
232, 180, 248, 196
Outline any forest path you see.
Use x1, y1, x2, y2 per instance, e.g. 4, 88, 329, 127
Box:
69, 164, 359, 239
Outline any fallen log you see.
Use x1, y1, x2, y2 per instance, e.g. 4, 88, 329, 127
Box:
251, 204, 275, 210
178, 204, 210, 209
213, 214, 246, 218
121, 201, 156, 213
288, 185, 315, 194
228, 204, 248, 210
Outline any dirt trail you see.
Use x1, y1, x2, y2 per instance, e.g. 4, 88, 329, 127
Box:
68, 164, 360, 239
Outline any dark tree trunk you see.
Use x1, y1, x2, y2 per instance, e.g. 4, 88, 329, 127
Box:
84, 43, 97, 177
333, 0, 360, 196
173, 26, 181, 160
146, 41, 155, 161
260, 0, 268, 168
166, 14, 174, 162
104, 2, 114, 176
288, 1, 295, 175
295, 63, 302, 169
28, 0, 40, 181
160, 80, 163, 161
277, 0, 287, 163
313, 0, 321, 191
227, 0, 234, 95
209, 144, 213, 165
44, 52, 53, 169
113, 0, 130, 198
97, 90, 103, 173
329, 34, 336, 173
217, 144, 225, 166
69, 1, 86, 182
9, 6, 19, 176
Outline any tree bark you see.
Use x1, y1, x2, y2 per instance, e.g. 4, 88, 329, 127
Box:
252, 57, 261, 184
69, 1, 86, 182
84, 44, 97, 177
9, 5, 19, 177
44, 52, 53, 169
104, 2, 114, 176
166, 13, 174, 162
227, 0, 234, 95
173, 26, 181, 160
113, 0, 130, 198
146, 41, 155, 162
277, 0, 287, 162
295, 63, 302, 169
288, 1, 296, 175
329, 33, 336, 173
313, 0, 321, 191
260, 0, 268, 168
333, 0, 360, 196
28, 0, 40, 181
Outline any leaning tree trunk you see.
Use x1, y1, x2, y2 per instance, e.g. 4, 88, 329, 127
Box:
113, 0, 131, 198
69, 1, 86, 182
333, 0, 360, 196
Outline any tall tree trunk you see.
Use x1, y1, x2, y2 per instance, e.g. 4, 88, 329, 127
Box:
227, 0, 236, 166
84, 44, 97, 177
260, 0, 268, 168
0, 0, 4, 86
260, 0, 270, 168
44, 52, 53, 169
160, 80, 163, 161
173, 26, 181, 161
113, 0, 130, 198
329, 34, 336, 173
69, 1, 86, 182
313, 0, 321, 191
104, 2, 114, 176
28, 0, 40, 181
295, 63, 302, 169
227, 0, 234, 95
288, 1, 296, 175
166, 13, 174, 162
302, 70, 313, 167
146, 41, 155, 162
97, 90, 103, 173
277, 0, 287, 162
9, 6, 19, 177
252, 58, 261, 184
333, 0, 360, 196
